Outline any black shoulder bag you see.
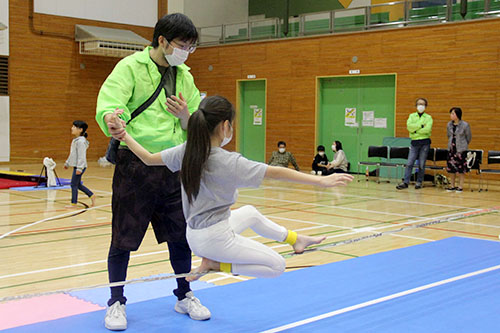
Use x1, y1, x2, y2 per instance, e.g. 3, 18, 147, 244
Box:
105, 70, 169, 164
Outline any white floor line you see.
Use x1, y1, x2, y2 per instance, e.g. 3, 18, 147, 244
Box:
0, 198, 48, 205
261, 264, 500, 333
239, 194, 423, 219
249, 185, 475, 210
91, 189, 113, 195
85, 176, 112, 180
266, 215, 352, 229
449, 220, 500, 229
308, 209, 479, 245
389, 233, 434, 242
0, 249, 170, 280
0, 204, 112, 240
205, 273, 248, 283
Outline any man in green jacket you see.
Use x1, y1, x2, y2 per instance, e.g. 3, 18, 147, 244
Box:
396, 98, 433, 190
96, 14, 210, 331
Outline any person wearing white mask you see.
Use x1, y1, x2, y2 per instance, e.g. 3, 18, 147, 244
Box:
108, 95, 353, 288
267, 141, 300, 171
324, 141, 349, 174
396, 98, 433, 190
96, 13, 209, 331
311, 145, 329, 175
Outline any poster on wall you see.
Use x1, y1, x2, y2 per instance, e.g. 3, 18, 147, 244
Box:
362, 111, 374, 127
345, 108, 356, 126
253, 108, 263, 125
374, 118, 387, 128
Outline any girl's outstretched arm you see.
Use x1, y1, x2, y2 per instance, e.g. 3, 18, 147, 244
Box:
265, 166, 353, 188
107, 111, 164, 166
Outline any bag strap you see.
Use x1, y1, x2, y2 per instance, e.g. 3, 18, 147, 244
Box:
126, 69, 169, 125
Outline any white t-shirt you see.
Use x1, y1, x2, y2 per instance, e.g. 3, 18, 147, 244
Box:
161, 143, 268, 229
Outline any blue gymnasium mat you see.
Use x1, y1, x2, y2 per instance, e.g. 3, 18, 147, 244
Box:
4, 237, 499, 332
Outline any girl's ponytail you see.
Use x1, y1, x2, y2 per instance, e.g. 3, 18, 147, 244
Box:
181, 96, 235, 203
181, 110, 211, 203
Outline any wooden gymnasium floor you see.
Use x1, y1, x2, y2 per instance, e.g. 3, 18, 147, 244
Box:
1, 161, 499, 303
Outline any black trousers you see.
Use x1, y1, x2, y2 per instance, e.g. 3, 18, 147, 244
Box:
107, 149, 192, 305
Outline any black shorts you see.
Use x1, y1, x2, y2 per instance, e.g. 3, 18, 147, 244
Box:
111, 149, 187, 251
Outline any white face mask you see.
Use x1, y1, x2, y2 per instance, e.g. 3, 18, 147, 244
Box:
331, 145, 336, 152
278, 148, 286, 153
164, 46, 189, 66
319, 152, 325, 156
221, 124, 233, 147
417, 105, 426, 113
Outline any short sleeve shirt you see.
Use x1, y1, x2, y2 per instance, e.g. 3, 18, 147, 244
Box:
161, 143, 268, 229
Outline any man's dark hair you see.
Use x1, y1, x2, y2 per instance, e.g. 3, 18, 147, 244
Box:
317, 145, 325, 151
277, 141, 286, 147
152, 13, 198, 48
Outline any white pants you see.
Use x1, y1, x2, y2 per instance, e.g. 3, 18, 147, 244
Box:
186, 205, 288, 278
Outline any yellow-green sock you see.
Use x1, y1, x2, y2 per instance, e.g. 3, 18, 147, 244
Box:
284, 230, 298, 245
220, 262, 232, 273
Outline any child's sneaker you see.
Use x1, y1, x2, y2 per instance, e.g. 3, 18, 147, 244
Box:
445, 187, 457, 192
455, 188, 463, 193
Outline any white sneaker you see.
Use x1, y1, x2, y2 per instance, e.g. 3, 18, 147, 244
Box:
310, 170, 316, 175
174, 291, 211, 320
317, 171, 322, 175
105, 301, 127, 331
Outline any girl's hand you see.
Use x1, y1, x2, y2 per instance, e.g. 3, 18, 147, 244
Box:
75, 170, 82, 175
318, 173, 354, 188
166, 92, 189, 122
106, 108, 127, 141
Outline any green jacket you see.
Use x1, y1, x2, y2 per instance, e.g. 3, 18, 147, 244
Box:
406, 112, 433, 141
96, 46, 201, 153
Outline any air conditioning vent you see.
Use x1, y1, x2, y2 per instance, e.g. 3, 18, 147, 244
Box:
75, 25, 150, 58
0, 56, 7, 96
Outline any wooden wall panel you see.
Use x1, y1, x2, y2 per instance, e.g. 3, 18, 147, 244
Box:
188, 18, 500, 170
8, 0, 154, 161
8, 0, 500, 173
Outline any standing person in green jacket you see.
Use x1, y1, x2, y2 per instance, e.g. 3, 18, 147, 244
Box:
396, 98, 433, 190
95, 14, 210, 331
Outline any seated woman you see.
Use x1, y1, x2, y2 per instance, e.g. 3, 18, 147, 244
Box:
311, 145, 328, 175
324, 141, 349, 175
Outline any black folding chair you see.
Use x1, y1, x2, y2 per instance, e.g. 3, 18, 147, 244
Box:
389, 146, 409, 181
480, 151, 500, 191
358, 146, 389, 183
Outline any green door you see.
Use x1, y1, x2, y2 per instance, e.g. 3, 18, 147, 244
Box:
237, 80, 266, 162
317, 75, 396, 173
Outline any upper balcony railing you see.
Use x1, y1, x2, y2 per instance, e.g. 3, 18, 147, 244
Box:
197, 0, 500, 46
